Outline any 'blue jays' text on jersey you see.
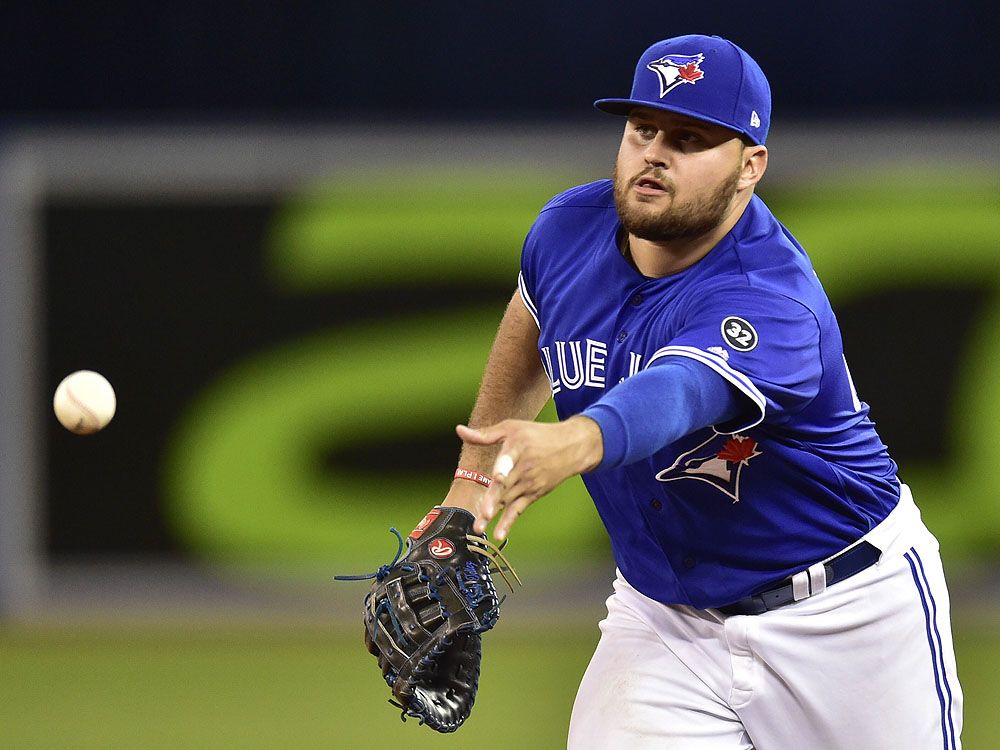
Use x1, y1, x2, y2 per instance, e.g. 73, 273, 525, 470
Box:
518, 180, 900, 609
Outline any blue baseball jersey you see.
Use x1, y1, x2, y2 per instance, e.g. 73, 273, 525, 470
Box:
518, 179, 900, 608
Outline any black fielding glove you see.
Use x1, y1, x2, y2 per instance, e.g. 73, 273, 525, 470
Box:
336, 506, 519, 733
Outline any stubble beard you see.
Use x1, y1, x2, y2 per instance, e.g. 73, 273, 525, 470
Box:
613, 164, 741, 243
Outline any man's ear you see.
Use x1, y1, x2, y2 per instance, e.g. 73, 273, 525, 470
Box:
739, 145, 768, 190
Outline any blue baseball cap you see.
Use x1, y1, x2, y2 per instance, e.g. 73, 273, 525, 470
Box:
594, 35, 771, 145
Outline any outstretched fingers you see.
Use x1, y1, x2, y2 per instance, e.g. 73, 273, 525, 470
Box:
456, 423, 517, 535
484, 461, 542, 540
456, 418, 588, 539
493, 493, 533, 541
477, 450, 520, 535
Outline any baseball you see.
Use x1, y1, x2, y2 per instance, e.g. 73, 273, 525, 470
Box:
53, 370, 117, 435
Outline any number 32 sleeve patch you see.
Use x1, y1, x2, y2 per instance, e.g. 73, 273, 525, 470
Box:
721, 316, 759, 352
667, 287, 822, 418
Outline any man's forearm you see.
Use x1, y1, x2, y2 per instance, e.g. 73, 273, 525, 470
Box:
445, 289, 551, 511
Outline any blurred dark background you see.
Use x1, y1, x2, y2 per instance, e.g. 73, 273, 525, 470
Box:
2, 2, 997, 123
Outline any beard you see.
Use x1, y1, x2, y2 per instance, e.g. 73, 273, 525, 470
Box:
613, 164, 741, 243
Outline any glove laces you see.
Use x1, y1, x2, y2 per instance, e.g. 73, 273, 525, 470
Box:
333, 527, 406, 582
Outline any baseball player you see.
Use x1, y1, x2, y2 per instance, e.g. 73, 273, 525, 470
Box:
441, 34, 963, 748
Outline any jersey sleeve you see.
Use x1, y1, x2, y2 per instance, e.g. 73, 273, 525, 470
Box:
517, 217, 543, 329
653, 283, 823, 432
583, 356, 743, 469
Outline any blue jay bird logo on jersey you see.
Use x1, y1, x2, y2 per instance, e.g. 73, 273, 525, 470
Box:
647, 54, 705, 97
655, 433, 761, 503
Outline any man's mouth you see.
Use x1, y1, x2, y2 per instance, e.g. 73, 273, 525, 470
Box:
632, 174, 671, 195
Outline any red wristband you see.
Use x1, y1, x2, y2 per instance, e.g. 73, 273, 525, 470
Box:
454, 468, 493, 488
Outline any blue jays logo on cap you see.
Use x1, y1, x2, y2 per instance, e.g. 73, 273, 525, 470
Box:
647, 54, 705, 97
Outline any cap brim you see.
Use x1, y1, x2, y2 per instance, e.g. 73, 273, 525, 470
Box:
593, 98, 761, 145
593, 98, 643, 115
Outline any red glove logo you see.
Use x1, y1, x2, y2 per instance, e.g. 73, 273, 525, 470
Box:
410, 508, 441, 540
428, 538, 456, 558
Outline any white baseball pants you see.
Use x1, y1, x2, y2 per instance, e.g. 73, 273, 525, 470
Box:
568, 486, 963, 749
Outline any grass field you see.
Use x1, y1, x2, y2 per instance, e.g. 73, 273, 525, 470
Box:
1, 620, 997, 749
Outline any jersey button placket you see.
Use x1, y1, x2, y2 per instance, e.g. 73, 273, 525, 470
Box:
611, 289, 640, 378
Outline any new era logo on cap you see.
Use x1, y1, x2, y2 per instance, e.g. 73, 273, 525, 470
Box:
750, 111, 761, 128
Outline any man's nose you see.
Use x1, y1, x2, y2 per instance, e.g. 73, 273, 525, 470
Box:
643, 137, 669, 168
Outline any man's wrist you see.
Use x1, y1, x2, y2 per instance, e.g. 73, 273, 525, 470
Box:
567, 415, 605, 473
442, 478, 488, 514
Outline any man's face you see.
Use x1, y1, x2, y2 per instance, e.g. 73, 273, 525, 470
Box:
613, 107, 747, 242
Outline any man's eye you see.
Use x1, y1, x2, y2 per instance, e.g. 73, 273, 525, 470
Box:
634, 125, 656, 137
